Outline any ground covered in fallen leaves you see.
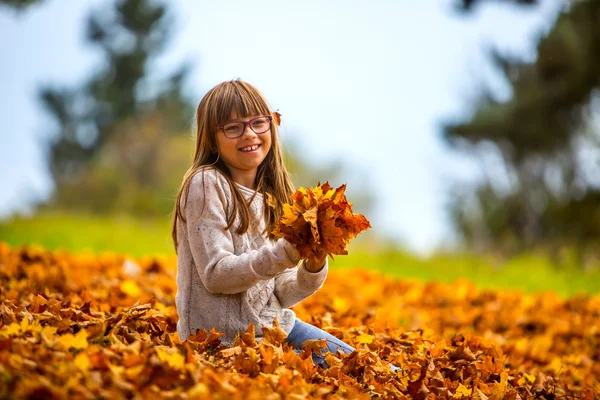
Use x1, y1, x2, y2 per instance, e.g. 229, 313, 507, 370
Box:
0, 242, 599, 399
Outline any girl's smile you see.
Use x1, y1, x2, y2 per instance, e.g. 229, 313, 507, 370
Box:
216, 112, 272, 189
239, 143, 262, 153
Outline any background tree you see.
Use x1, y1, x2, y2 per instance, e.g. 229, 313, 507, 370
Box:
444, 0, 600, 264
454, 0, 537, 12
0, 0, 42, 11
37, 0, 194, 215
42, 0, 191, 182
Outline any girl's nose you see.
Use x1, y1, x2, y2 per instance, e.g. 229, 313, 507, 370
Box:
241, 124, 257, 138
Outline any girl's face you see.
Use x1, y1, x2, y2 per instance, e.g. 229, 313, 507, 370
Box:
216, 111, 272, 184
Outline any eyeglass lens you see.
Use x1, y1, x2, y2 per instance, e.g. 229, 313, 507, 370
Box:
222, 117, 271, 138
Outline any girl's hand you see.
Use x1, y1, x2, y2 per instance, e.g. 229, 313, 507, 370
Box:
305, 249, 327, 273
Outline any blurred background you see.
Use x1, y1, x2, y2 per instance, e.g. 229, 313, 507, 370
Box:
1, 0, 599, 295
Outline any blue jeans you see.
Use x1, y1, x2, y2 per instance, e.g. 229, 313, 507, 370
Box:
285, 319, 401, 373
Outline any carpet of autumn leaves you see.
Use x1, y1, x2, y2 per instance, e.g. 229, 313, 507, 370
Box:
1, 242, 599, 400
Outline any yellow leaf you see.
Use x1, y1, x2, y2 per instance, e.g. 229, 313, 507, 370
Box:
59, 329, 89, 350
514, 338, 528, 353
518, 372, 536, 385
74, 352, 91, 372
0, 317, 42, 337
64, 374, 80, 391
108, 362, 125, 376
188, 383, 210, 399
491, 371, 508, 400
120, 279, 141, 297
356, 333, 374, 344
21, 316, 29, 332
548, 357, 563, 373
124, 364, 146, 380
40, 325, 57, 339
333, 297, 349, 313
1, 322, 21, 337
156, 346, 185, 370
454, 384, 472, 398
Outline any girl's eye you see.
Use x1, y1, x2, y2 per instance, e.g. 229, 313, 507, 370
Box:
225, 125, 240, 132
252, 119, 267, 127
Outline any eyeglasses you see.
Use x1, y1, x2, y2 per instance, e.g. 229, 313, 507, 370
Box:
218, 116, 273, 139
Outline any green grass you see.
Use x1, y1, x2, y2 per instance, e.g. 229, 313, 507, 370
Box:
0, 212, 174, 257
2, 212, 599, 297
332, 249, 600, 298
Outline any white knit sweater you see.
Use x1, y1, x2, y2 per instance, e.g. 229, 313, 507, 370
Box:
175, 167, 328, 344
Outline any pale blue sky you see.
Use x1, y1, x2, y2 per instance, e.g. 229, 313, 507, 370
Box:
0, 0, 561, 254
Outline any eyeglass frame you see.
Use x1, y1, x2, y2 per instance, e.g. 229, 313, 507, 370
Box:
217, 115, 273, 139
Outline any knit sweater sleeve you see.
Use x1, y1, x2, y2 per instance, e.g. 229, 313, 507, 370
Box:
273, 259, 328, 308
184, 169, 300, 294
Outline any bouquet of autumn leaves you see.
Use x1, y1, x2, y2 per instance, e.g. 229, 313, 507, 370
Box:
269, 182, 371, 259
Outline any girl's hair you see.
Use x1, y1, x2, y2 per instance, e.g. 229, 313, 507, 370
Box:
171, 79, 295, 253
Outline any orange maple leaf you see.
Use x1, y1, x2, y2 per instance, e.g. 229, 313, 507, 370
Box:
271, 182, 371, 258
261, 317, 287, 346
301, 339, 328, 355
272, 111, 281, 126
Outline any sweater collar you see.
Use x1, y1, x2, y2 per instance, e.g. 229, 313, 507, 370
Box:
234, 182, 263, 199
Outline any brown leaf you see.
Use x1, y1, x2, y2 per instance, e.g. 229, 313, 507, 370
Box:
271, 182, 371, 258
272, 111, 281, 126
241, 324, 257, 347
450, 344, 477, 362
261, 317, 287, 347
301, 339, 327, 355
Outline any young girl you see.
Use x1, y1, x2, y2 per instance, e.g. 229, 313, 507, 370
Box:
171, 79, 394, 371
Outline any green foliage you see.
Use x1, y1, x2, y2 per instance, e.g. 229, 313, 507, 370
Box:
1, 212, 598, 296
41, 113, 193, 216
444, 0, 600, 262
